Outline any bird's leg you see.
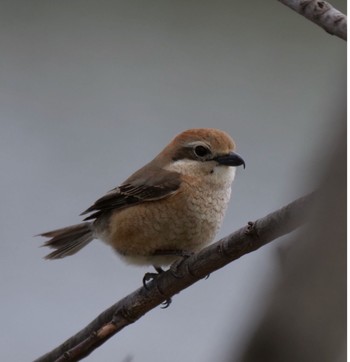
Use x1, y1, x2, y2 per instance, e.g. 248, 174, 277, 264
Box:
151, 249, 194, 279
169, 254, 194, 278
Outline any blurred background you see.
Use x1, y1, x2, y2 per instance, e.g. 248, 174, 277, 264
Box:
0, 1, 346, 361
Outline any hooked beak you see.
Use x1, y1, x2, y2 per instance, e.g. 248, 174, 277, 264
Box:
214, 152, 245, 168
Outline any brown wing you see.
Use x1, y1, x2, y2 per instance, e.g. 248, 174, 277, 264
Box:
80, 168, 181, 221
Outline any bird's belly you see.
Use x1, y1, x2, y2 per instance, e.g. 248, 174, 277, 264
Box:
97, 185, 231, 265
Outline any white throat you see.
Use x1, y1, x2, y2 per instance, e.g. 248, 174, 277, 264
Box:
166, 159, 236, 187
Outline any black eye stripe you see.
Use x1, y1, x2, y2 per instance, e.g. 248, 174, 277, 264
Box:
172, 145, 212, 161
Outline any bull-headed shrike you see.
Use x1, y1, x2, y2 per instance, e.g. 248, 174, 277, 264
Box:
40, 128, 245, 272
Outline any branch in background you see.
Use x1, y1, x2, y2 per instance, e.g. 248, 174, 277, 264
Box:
34, 193, 314, 362
236, 123, 346, 362
278, 0, 347, 40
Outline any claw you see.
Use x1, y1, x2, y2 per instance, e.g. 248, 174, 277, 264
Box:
161, 298, 172, 309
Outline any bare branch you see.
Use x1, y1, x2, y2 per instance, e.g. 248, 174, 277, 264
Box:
278, 0, 347, 40
35, 193, 314, 362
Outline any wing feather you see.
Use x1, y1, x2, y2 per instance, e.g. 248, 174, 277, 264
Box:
81, 168, 181, 221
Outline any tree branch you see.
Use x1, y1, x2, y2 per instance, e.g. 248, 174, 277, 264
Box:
278, 0, 347, 40
35, 193, 314, 362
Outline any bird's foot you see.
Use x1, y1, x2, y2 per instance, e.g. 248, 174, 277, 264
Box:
151, 248, 193, 278
169, 251, 194, 279
142, 266, 164, 288
142, 266, 172, 308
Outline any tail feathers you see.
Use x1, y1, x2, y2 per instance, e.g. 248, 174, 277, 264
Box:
39, 222, 94, 260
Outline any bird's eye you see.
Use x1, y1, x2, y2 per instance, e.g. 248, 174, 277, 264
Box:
194, 145, 211, 158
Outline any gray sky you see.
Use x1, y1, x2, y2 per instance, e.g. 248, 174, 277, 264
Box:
0, 1, 346, 361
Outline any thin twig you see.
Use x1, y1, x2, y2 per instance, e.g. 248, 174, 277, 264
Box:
278, 0, 347, 40
35, 193, 314, 362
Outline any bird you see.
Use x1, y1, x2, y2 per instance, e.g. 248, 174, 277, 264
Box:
39, 128, 245, 272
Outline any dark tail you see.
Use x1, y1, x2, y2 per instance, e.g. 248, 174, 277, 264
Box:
39, 222, 94, 260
